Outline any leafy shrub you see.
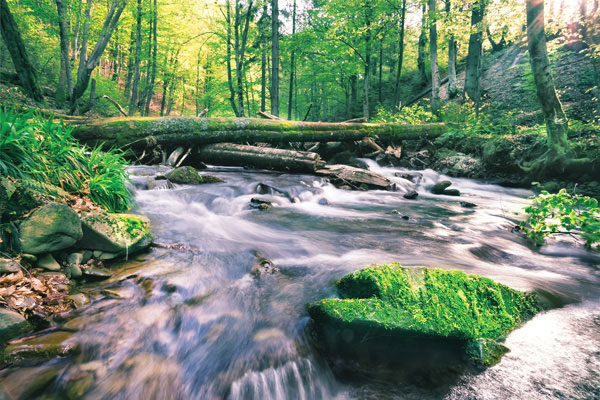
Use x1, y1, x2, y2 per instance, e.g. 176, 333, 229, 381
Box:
0, 108, 133, 212
520, 189, 600, 250
373, 104, 436, 124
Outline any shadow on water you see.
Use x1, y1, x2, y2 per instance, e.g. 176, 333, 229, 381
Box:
1, 163, 599, 399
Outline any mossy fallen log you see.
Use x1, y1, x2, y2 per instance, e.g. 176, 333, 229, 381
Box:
70, 116, 448, 149
197, 143, 325, 173
307, 264, 541, 369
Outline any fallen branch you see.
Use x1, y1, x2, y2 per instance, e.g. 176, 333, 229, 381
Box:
257, 110, 281, 120
100, 95, 128, 117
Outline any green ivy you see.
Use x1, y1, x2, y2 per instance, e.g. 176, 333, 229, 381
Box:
520, 189, 600, 250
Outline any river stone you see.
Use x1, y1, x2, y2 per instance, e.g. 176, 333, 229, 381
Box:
68, 293, 89, 308
307, 264, 541, 368
18, 203, 83, 255
0, 258, 20, 274
37, 253, 62, 271
3, 330, 77, 365
82, 268, 112, 280
403, 190, 419, 200
0, 364, 62, 399
68, 264, 83, 279
431, 180, 452, 194
67, 252, 84, 265
76, 211, 152, 257
0, 308, 31, 343
166, 166, 224, 184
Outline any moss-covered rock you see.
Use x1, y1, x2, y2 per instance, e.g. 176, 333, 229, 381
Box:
76, 211, 152, 258
166, 166, 224, 185
307, 264, 540, 368
18, 203, 83, 255
0, 308, 31, 344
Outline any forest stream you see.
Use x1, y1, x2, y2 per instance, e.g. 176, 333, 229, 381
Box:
2, 161, 599, 400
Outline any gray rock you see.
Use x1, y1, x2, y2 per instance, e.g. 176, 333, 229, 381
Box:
68, 293, 90, 308
0, 258, 20, 274
443, 188, 461, 196
3, 330, 76, 364
67, 252, 84, 265
0, 308, 31, 343
403, 190, 419, 200
166, 166, 224, 184
82, 268, 112, 280
92, 250, 103, 258
68, 264, 83, 279
435, 154, 483, 178
18, 203, 82, 255
37, 253, 62, 272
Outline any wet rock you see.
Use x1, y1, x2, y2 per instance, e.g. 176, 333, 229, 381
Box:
68, 264, 83, 279
3, 330, 77, 364
37, 253, 62, 271
460, 201, 477, 208
434, 153, 483, 178
67, 252, 84, 265
250, 253, 280, 277
403, 190, 419, 200
21, 253, 37, 262
19, 203, 83, 255
0, 365, 62, 399
77, 211, 153, 258
443, 188, 461, 196
0, 308, 32, 343
166, 166, 224, 184
307, 264, 541, 369
101, 287, 134, 299
65, 372, 94, 400
254, 183, 296, 203
139, 279, 154, 297
161, 283, 178, 294
0, 258, 20, 274
68, 293, 90, 308
316, 165, 393, 191
82, 268, 112, 281
318, 198, 329, 205
249, 198, 272, 210
431, 180, 452, 194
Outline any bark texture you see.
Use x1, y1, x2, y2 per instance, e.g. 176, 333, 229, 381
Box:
464, 0, 486, 102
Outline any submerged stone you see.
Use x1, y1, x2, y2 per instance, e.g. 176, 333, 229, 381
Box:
0, 308, 31, 343
3, 330, 77, 365
307, 264, 540, 369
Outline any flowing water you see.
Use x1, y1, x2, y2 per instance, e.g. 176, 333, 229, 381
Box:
2, 162, 599, 399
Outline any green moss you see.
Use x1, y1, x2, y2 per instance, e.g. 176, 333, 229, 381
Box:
312, 264, 540, 342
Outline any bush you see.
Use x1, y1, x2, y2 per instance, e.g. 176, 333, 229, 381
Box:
0, 108, 133, 212
520, 188, 600, 250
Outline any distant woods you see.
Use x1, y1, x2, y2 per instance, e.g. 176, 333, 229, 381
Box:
0, 0, 597, 120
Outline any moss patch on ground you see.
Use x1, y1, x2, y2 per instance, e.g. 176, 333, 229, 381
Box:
308, 264, 541, 367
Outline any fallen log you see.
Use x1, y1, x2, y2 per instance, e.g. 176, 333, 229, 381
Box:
316, 164, 393, 190
70, 117, 448, 149
196, 143, 325, 173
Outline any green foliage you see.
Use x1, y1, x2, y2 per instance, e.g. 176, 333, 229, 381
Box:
373, 104, 437, 124
0, 109, 133, 212
520, 189, 600, 250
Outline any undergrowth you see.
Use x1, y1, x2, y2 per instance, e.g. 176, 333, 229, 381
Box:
0, 108, 133, 212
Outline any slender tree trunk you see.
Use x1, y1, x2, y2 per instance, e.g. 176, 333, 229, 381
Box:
260, 5, 268, 112
141, 4, 153, 115
429, 0, 439, 111
417, 4, 428, 88
70, 0, 127, 113
287, 0, 297, 120
0, 0, 43, 101
394, 0, 407, 107
446, 0, 457, 98
464, 0, 486, 102
124, 28, 135, 99
56, 0, 74, 107
271, 0, 279, 116
526, 0, 568, 153
129, 0, 142, 115
378, 41, 383, 104
144, 0, 158, 116
71, 0, 82, 63
350, 74, 358, 116
225, 0, 240, 116
363, 9, 371, 120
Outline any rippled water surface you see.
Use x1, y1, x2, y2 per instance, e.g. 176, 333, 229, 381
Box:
3, 162, 599, 399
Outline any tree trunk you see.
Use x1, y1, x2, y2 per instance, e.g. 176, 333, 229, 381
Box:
197, 143, 324, 173
363, 9, 372, 120
446, 0, 458, 98
429, 0, 440, 112
526, 0, 568, 154
124, 28, 135, 99
225, 0, 240, 116
71, 117, 449, 149
287, 0, 297, 120
271, 0, 279, 116
0, 0, 43, 101
70, 0, 127, 113
417, 4, 428, 88
394, 0, 407, 107
56, 0, 74, 108
129, 0, 142, 115
464, 0, 486, 102
144, 0, 158, 116
260, 5, 268, 112
378, 41, 383, 104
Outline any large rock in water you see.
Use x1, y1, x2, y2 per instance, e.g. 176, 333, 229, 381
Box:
307, 264, 540, 368
166, 166, 224, 184
75, 211, 153, 258
18, 203, 82, 255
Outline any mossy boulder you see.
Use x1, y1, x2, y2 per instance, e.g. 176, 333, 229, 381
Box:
307, 264, 540, 368
18, 203, 83, 255
166, 166, 224, 184
0, 308, 31, 344
76, 211, 152, 258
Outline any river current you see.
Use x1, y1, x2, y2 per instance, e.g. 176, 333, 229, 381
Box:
2, 161, 599, 399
